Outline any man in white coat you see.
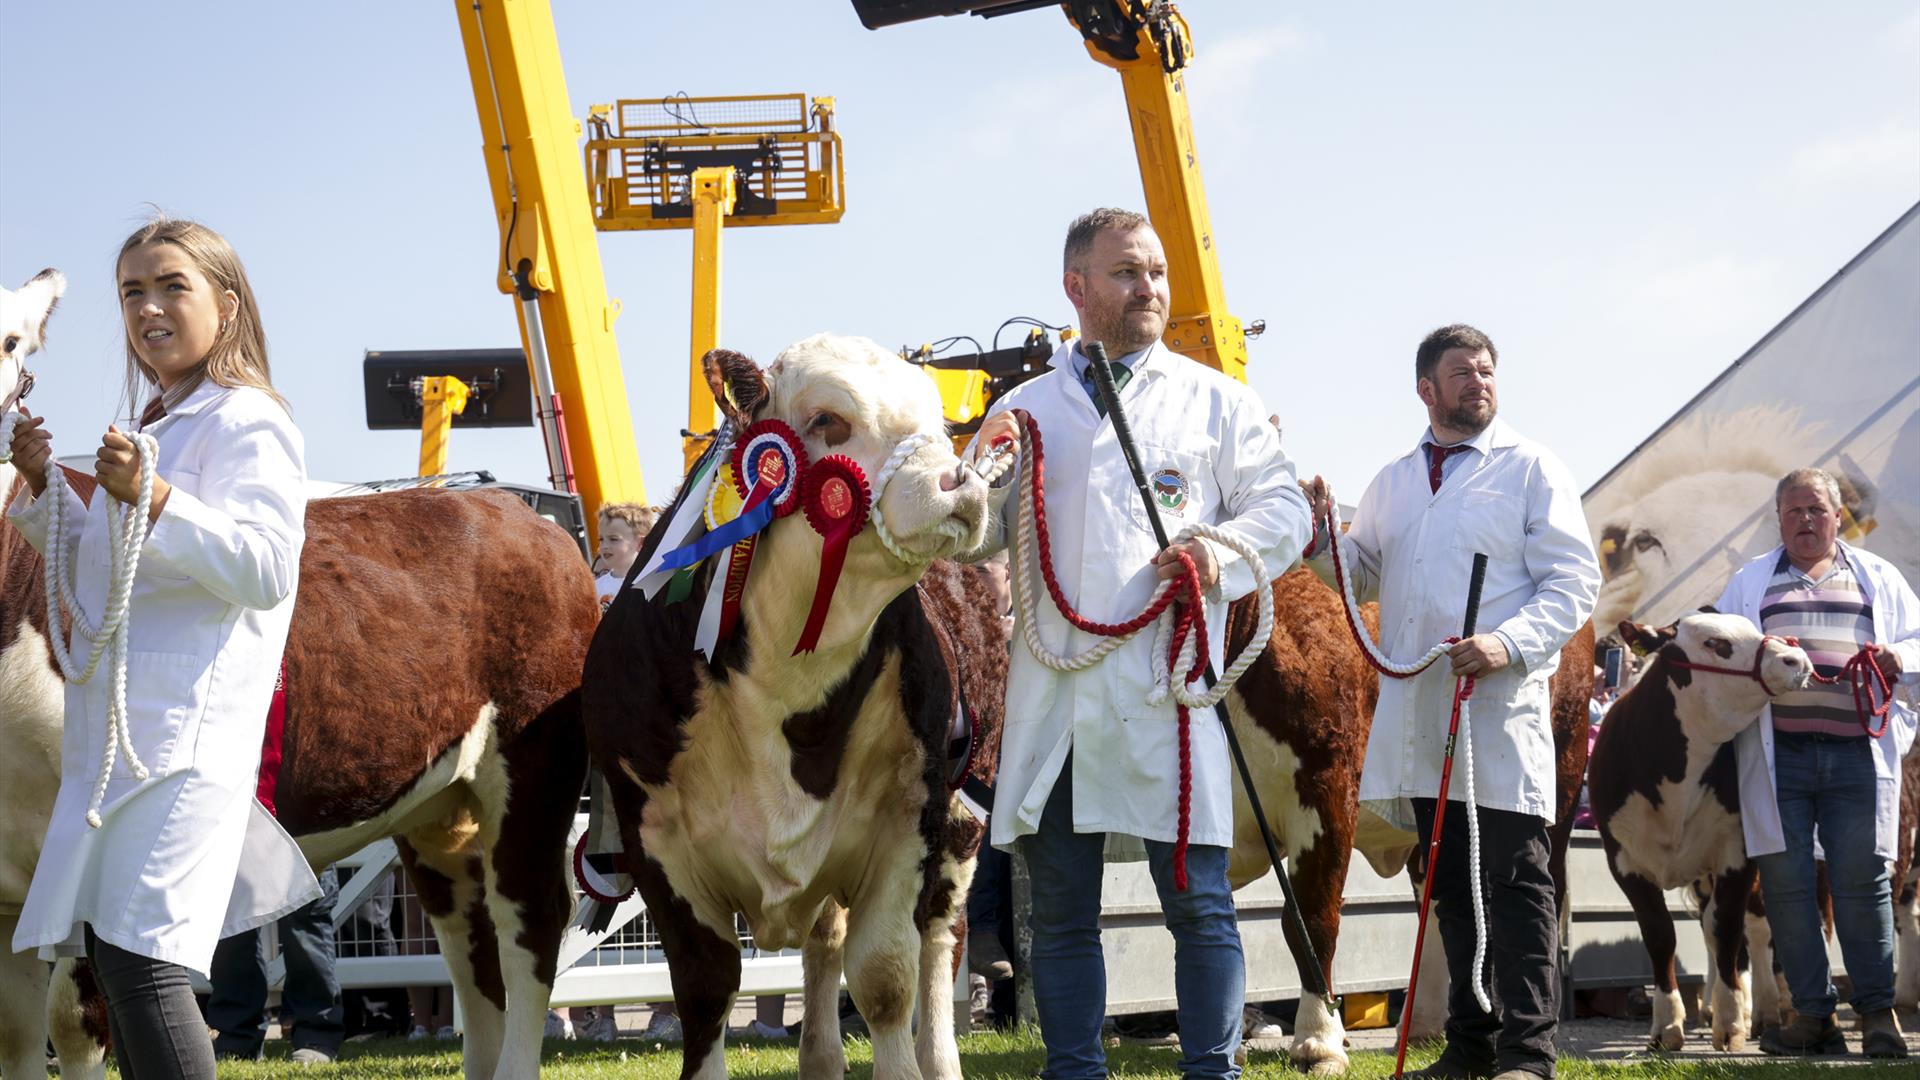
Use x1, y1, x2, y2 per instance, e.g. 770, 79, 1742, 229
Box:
1302, 324, 1598, 1080
966, 208, 1311, 1080
1717, 468, 1917, 1058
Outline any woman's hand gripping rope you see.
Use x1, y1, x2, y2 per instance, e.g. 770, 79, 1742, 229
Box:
1, 408, 160, 828
1005, 410, 1276, 888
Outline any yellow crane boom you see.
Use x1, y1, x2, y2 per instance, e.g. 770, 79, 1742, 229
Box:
454, 0, 648, 530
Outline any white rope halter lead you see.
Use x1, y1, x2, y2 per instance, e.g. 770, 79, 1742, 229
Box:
1322, 496, 1491, 1012
1, 409, 161, 828
869, 432, 1017, 565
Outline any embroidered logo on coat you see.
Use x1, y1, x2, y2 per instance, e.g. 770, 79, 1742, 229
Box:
1151, 468, 1189, 514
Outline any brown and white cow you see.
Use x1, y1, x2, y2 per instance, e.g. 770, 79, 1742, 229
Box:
1221, 566, 1595, 1072
583, 336, 1003, 1080
2, 268, 109, 1080
2, 269, 600, 1080
1588, 611, 1813, 1052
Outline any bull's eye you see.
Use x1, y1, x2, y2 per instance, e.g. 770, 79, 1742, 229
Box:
3, 335, 17, 355
808, 411, 852, 447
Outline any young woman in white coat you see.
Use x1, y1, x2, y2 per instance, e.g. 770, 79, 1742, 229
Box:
6, 218, 316, 1079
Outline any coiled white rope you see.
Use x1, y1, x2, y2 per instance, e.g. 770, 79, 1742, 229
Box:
1323, 497, 1490, 1012
1, 410, 158, 828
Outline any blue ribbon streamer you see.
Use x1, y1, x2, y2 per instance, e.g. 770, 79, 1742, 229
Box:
657, 491, 777, 570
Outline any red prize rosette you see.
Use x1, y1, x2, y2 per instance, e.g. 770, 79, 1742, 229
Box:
731, 420, 808, 517
717, 420, 809, 642
792, 455, 872, 654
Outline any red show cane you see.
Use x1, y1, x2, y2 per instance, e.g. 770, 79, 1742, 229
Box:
1393, 551, 1489, 1080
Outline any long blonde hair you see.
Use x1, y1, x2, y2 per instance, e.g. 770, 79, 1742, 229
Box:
116, 217, 285, 413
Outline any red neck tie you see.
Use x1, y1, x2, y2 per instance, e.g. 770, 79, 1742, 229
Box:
1425, 442, 1470, 494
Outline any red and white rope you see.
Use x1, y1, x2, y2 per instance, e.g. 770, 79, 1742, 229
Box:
1002, 412, 1274, 888
1321, 492, 1490, 1011
2, 410, 157, 827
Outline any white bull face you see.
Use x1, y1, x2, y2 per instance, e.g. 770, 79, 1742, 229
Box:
1624, 611, 1814, 742
763, 333, 989, 562
0, 269, 66, 412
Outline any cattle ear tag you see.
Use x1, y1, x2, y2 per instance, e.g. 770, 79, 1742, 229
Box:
793, 455, 873, 655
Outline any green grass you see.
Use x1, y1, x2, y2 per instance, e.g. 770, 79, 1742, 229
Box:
147, 1027, 1901, 1079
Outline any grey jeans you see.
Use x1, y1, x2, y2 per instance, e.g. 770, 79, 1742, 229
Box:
85, 927, 218, 1080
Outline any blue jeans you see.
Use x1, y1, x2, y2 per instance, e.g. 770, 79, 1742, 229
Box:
1754, 733, 1895, 1017
1019, 761, 1243, 1080
208, 866, 345, 1058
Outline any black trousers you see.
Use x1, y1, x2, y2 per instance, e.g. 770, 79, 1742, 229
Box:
1412, 797, 1558, 1077
208, 865, 345, 1059
85, 927, 218, 1080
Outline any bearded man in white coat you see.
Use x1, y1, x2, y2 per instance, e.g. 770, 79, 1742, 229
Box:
1302, 324, 1598, 1080
965, 208, 1312, 1080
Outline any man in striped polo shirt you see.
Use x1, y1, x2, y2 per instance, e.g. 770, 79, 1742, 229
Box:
1717, 467, 1920, 1059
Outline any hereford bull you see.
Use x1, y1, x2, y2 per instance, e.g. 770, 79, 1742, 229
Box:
1588, 612, 1813, 1052
1220, 563, 1595, 1071
583, 336, 1003, 1080
1, 269, 599, 1080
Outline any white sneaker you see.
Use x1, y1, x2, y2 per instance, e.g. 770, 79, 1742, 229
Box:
1242, 1006, 1287, 1040
435, 1026, 458, 1041
744, 1018, 789, 1039
581, 1011, 619, 1042
642, 1012, 683, 1042
406, 1026, 431, 1042
545, 1010, 575, 1040
289, 1048, 334, 1066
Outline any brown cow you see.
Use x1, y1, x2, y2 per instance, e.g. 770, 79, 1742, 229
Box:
1589, 612, 1813, 1052
3, 273, 596, 1080
583, 337, 1002, 1080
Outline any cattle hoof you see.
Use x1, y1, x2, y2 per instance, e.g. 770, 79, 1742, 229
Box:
1288, 1039, 1348, 1076
1713, 1026, 1746, 1053
1650, 1025, 1684, 1052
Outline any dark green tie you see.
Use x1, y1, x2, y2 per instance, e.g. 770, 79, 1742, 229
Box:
1087, 361, 1133, 418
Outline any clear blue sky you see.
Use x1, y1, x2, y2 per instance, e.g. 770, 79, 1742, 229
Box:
3, 2, 1916, 506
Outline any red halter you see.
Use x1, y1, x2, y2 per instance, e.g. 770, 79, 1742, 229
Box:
1664, 634, 1895, 738
1661, 634, 1801, 697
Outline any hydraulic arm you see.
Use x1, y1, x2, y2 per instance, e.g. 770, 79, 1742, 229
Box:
852, 0, 1248, 381
455, 0, 649, 522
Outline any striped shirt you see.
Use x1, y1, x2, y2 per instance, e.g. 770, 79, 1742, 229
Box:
1760, 549, 1874, 738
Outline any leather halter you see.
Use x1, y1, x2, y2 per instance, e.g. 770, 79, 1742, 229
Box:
1662, 634, 1799, 697
0, 368, 35, 415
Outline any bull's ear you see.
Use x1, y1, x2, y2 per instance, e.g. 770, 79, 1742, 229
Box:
1697, 604, 1720, 615
700, 348, 768, 428
1619, 619, 1674, 656
21, 268, 66, 347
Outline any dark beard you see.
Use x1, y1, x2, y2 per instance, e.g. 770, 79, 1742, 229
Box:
1086, 302, 1163, 355
1442, 399, 1495, 435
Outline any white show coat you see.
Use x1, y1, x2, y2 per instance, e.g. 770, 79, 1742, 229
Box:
969, 342, 1311, 852
9, 380, 318, 976
1307, 419, 1598, 827
1718, 542, 1920, 862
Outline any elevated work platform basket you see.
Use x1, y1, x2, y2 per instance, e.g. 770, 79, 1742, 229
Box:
585, 93, 844, 230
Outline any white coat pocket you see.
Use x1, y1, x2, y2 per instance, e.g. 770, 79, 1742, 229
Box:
1452, 490, 1526, 563
124, 649, 212, 778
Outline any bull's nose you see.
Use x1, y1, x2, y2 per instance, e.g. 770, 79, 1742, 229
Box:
940, 464, 967, 492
